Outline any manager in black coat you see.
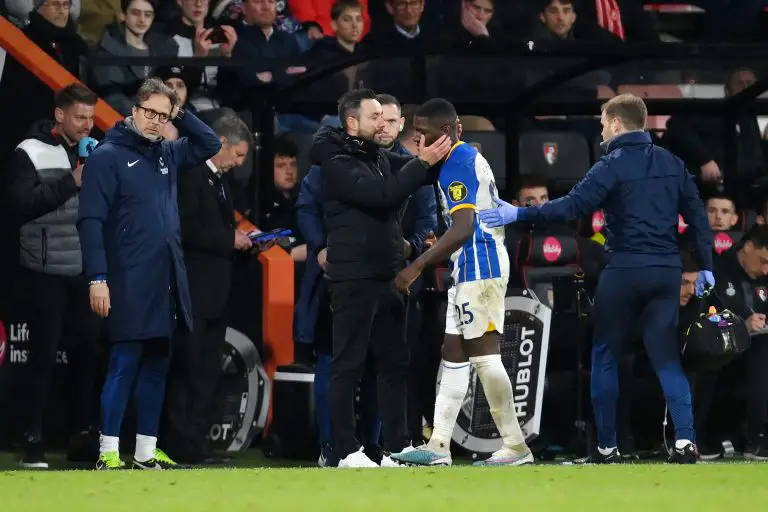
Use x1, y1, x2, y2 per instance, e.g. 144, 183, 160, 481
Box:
310, 89, 451, 468
163, 115, 254, 464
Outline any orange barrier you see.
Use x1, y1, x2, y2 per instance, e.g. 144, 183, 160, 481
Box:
1, 15, 295, 430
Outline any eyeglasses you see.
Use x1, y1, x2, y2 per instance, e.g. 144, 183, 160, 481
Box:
135, 105, 171, 123
45, 0, 72, 10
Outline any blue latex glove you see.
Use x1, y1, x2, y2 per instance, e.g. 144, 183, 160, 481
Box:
78, 136, 98, 160
695, 270, 715, 297
478, 195, 520, 228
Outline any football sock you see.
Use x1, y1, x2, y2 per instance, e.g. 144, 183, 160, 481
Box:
427, 361, 470, 454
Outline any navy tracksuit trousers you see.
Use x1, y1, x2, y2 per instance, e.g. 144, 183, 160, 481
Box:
590, 267, 694, 449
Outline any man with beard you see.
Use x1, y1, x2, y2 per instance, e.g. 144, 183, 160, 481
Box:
7, 83, 102, 468
309, 89, 450, 468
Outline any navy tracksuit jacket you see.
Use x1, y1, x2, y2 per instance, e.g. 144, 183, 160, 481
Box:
520, 131, 713, 448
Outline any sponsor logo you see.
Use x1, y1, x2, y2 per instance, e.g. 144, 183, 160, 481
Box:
678, 214, 688, 234
592, 210, 605, 233
713, 232, 734, 255
448, 181, 468, 202
2, 322, 66, 365
543, 143, 558, 165
542, 236, 562, 263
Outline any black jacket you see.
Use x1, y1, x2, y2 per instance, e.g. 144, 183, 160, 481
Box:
178, 161, 237, 319
309, 126, 431, 281
714, 247, 768, 319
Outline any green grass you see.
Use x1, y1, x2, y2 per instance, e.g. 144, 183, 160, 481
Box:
2, 452, 768, 511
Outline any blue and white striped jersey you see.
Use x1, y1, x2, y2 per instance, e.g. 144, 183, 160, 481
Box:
436, 141, 509, 284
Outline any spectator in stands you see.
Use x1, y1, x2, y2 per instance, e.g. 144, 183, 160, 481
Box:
446, 0, 498, 43
154, 65, 198, 140
0, 0, 88, 165
363, 0, 433, 50
5, 0, 80, 27
7, 84, 102, 469
705, 194, 739, 232
165, 0, 237, 111
77, 78, 221, 470
163, 115, 252, 465
288, 0, 370, 39
375, 94, 438, 446
705, 225, 768, 459
303, 0, 366, 100
664, 68, 766, 188
529, 0, 618, 43
230, 0, 303, 87
91, 0, 179, 116
573, 0, 658, 42
260, 135, 307, 261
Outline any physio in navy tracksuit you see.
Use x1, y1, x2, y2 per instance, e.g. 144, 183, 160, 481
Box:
480, 95, 713, 464
295, 134, 436, 466
77, 78, 221, 470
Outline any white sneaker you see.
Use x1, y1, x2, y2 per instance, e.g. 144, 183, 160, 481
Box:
338, 447, 379, 468
381, 446, 415, 468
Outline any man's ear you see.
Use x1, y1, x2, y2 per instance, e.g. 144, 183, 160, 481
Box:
54, 107, 64, 124
757, 215, 765, 226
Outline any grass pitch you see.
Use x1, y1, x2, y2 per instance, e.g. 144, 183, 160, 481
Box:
2, 453, 768, 511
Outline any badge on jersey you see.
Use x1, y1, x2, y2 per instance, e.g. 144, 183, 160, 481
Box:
448, 181, 468, 202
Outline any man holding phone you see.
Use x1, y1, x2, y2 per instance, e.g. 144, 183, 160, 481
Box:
162, 115, 253, 464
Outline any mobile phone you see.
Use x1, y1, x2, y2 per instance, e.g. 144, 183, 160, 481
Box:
209, 26, 228, 44
249, 228, 292, 245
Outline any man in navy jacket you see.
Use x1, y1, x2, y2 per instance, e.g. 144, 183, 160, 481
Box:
480, 94, 713, 464
77, 78, 221, 470
295, 118, 436, 466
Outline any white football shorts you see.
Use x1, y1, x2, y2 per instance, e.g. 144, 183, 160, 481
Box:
445, 277, 508, 340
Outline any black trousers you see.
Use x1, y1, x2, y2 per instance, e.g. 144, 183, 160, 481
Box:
693, 338, 768, 446
163, 315, 227, 459
329, 279, 410, 458
19, 267, 103, 439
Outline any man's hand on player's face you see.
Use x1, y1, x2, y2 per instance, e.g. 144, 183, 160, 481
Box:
395, 264, 422, 294
418, 135, 452, 166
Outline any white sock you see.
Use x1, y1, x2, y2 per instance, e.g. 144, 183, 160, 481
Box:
470, 354, 527, 451
675, 439, 693, 449
427, 361, 470, 454
135, 434, 157, 462
598, 446, 617, 456
100, 435, 119, 455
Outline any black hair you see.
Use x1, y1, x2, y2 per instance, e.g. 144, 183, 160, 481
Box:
55, 83, 98, 109
679, 247, 700, 273
515, 174, 548, 196
274, 135, 299, 158
120, 0, 157, 13
331, 0, 363, 20
375, 94, 401, 111
337, 88, 378, 131
414, 98, 458, 130
705, 193, 737, 210
743, 224, 768, 249
400, 103, 418, 138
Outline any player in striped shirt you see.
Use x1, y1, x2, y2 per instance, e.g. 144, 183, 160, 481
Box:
392, 98, 533, 467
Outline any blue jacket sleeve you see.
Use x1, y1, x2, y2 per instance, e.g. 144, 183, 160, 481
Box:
520, 159, 615, 224
166, 110, 222, 172
678, 168, 713, 271
77, 147, 119, 280
407, 184, 438, 256
295, 166, 327, 252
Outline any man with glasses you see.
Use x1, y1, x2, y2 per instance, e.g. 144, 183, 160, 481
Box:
77, 77, 222, 470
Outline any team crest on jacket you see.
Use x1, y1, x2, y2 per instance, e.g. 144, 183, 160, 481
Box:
726, 282, 735, 297
543, 143, 558, 165
159, 157, 168, 175
758, 287, 767, 302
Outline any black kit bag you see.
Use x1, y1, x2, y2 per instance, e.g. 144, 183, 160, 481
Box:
681, 291, 751, 372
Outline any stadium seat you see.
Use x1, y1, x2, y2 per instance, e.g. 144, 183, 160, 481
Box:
462, 131, 507, 190
519, 233, 582, 309
283, 131, 315, 176
459, 115, 495, 131
597, 85, 616, 99
519, 131, 590, 196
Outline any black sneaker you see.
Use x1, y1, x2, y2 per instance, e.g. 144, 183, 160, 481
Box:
743, 444, 768, 461
569, 448, 622, 465
697, 443, 721, 461
667, 442, 697, 464
19, 435, 49, 469
67, 429, 100, 463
